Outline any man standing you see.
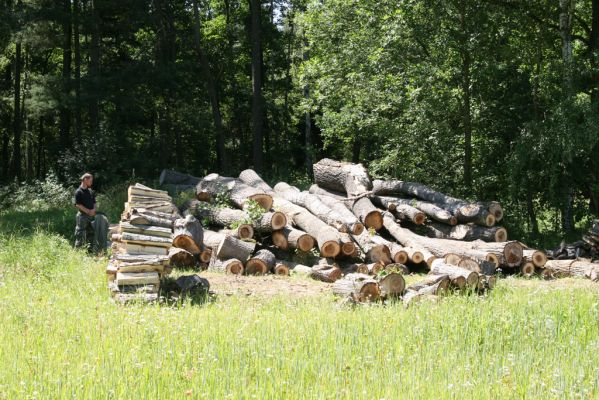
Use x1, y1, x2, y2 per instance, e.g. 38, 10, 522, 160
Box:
74, 173, 96, 249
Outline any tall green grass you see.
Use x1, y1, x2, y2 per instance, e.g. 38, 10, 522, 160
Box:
0, 232, 598, 399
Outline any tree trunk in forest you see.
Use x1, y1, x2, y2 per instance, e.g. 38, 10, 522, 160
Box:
560, 0, 575, 233
249, 0, 264, 172
526, 186, 539, 237
192, 0, 227, 171
73, 0, 82, 142
303, 35, 312, 176
89, 0, 100, 136
458, 2, 472, 190
59, 0, 72, 152
11, 41, 22, 181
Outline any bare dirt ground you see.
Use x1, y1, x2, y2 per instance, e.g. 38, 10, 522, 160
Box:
201, 271, 333, 298
199, 271, 599, 299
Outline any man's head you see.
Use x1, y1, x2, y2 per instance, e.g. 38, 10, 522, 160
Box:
80, 173, 93, 188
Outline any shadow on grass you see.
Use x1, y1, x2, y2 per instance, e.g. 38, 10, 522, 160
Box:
0, 207, 75, 239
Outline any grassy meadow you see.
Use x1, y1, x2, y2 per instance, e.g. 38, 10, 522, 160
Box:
0, 189, 598, 399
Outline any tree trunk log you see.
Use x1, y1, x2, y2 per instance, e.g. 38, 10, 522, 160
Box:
173, 215, 204, 255
128, 210, 174, 228
203, 230, 225, 249
208, 250, 244, 275
430, 259, 478, 287
351, 197, 383, 230
312, 192, 364, 234
543, 259, 598, 280
313, 158, 372, 196
237, 169, 341, 257
372, 179, 495, 226
351, 231, 392, 264
308, 184, 347, 200
403, 281, 445, 307
424, 222, 507, 242
393, 205, 426, 225
216, 235, 255, 262
197, 173, 273, 210
271, 226, 315, 252
406, 274, 450, 292
373, 196, 458, 225
522, 249, 547, 267
274, 182, 352, 232
246, 249, 275, 275
377, 272, 405, 298
309, 265, 342, 283
332, 273, 381, 302
168, 247, 196, 268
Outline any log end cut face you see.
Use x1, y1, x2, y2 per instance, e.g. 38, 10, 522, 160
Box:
393, 251, 408, 264
495, 228, 508, 242
245, 259, 269, 275
378, 273, 405, 298
351, 223, 365, 235
237, 224, 255, 240
273, 264, 290, 276
364, 211, 383, 230
173, 236, 201, 255
298, 234, 316, 252
520, 262, 535, 277
320, 240, 341, 258
531, 250, 547, 267
341, 241, 357, 257
270, 211, 288, 230
358, 282, 381, 302
248, 194, 273, 211
503, 241, 524, 267
413, 212, 426, 225
225, 260, 244, 275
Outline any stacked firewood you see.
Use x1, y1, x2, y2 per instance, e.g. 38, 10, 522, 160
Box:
106, 184, 180, 303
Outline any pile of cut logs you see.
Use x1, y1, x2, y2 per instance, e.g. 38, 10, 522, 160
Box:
107, 159, 598, 304
106, 184, 179, 303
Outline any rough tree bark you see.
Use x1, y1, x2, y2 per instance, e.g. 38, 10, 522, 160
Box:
173, 214, 204, 255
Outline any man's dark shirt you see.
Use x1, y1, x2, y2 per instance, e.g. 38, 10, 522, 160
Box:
74, 186, 96, 210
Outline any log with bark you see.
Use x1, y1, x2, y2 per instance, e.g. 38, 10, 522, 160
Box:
207, 250, 244, 275
339, 233, 358, 257
307, 184, 347, 201
372, 179, 495, 226
339, 262, 369, 275
521, 249, 548, 268
168, 247, 196, 268
245, 249, 276, 275
128, 183, 171, 201
352, 197, 383, 230
309, 264, 343, 283
313, 158, 372, 196
203, 230, 225, 249
403, 275, 450, 307
215, 235, 256, 262
372, 196, 425, 225
430, 259, 478, 287
186, 201, 254, 239
236, 169, 342, 257
424, 222, 508, 242
112, 232, 172, 248
197, 173, 273, 210
377, 272, 405, 298
271, 226, 315, 252
372, 196, 458, 225
543, 259, 599, 280
172, 214, 204, 255
311, 193, 364, 234
274, 182, 356, 233
332, 273, 381, 302
351, 230, 392, 264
